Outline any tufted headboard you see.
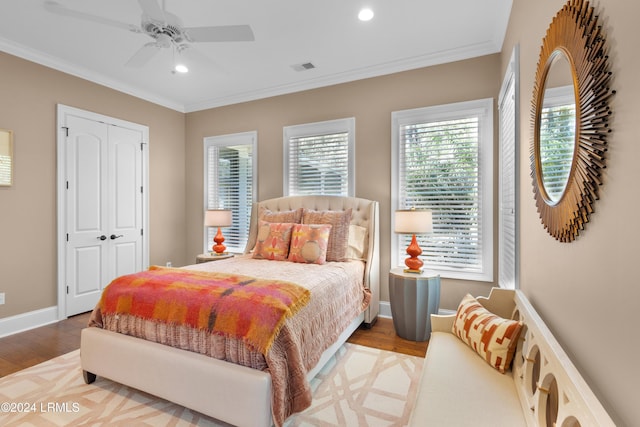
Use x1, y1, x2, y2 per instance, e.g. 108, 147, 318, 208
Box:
243, 195, 380, 325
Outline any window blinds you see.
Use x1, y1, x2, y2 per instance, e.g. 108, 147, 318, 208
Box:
0, 155, 10, 184
287, 131, 350, 196
398, 116, 483, 273
499, 73, 517, 289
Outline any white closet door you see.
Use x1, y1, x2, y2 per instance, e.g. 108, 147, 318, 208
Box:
107, 124, 143, 281
62, 112, 145, 316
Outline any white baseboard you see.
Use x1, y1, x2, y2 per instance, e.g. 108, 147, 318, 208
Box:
378, 301, 456, 320
0, 306, 59, 338
379, 301, 392, 318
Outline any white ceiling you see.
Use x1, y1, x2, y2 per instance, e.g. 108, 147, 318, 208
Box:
0, 0, 513, 113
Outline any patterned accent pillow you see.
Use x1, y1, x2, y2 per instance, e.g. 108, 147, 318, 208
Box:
302, 209, 352, 262
252, 221, 295, 261
288, 224, 332, 264
452, 294, 523, 373
259, 207, 303, 224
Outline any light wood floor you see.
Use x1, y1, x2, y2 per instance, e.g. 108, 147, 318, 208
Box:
0, 313, 428, 378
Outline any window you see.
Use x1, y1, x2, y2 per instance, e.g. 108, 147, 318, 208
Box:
204, 132, 257, 253
0, 129, 12, 186
283, 118, 355, 196
498, 46, 520, 290
392, 99, 493, 282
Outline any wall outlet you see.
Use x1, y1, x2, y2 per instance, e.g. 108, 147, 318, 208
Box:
0, 292, 5, 305
166, 262, 172, 267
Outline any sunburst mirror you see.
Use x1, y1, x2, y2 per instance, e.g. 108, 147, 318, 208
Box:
531, 0, 615, 242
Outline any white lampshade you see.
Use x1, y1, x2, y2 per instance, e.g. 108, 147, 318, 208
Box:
204, 209, 232, 227
394, 209, 433, 234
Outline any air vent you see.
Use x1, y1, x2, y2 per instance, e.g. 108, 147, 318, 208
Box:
291, 62, 316, 72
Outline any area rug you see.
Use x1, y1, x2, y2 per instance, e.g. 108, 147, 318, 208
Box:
0, 343, 423, 426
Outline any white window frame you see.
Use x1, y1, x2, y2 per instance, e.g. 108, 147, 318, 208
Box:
283, 117, 355, 197
391, 99, 494, 282
203, 131, 257, 254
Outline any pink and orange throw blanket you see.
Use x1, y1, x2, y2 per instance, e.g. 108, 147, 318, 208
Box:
99, 266, 310, 354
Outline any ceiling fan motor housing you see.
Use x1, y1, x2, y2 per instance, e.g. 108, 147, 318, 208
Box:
141, 15, 187, 44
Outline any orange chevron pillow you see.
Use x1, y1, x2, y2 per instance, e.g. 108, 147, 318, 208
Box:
452, 294, 523, 373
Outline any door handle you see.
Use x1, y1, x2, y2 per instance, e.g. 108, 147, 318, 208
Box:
110, 234, 124, 240
97, 235, 107, 241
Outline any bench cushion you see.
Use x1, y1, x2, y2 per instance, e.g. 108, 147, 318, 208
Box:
409, 331, 526, 427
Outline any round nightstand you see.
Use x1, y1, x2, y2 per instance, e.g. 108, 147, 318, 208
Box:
389, 267, 441, 341
196, 253, 234, 264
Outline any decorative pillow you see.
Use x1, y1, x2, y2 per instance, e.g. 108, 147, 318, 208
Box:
346, 224, 368, 260
452, 294, 523, 374
259, 207, 303, 224
288, 224, 332, 264
302, 209, 352, 262
252, 221, 295, 261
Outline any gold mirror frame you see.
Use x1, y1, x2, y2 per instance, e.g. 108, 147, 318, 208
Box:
531, 0, 614, 242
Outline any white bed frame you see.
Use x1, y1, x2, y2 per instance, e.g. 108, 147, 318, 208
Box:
80, 195, 380, 427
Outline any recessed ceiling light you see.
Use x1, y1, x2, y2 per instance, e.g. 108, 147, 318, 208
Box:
174, 64, 189, 73
358, 8, 374, 21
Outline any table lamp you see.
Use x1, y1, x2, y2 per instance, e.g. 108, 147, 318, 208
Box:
395, 209, 433, 273
204, 209, 233, 255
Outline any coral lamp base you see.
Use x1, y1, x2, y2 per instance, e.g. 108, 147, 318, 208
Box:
404, 234, 424, 274
212, 227, 227, 255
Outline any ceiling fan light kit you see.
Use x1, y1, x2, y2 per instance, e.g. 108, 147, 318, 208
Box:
174, 64, 188, 74
358, 8, 374, 22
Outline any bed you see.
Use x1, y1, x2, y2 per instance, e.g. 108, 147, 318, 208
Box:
80, 195, 380, 427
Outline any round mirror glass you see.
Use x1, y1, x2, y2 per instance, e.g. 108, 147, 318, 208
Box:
539, 49, 576, 203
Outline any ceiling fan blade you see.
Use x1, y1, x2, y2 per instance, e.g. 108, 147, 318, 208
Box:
185, 25, 255, 42
137, 0, 165, 22
44, 0, 134, 32
125, 43, 161, 67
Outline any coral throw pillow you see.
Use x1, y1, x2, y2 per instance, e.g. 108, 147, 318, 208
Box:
302, 209, 352, 262
252, 221, 294, 261
452, 294, 523, 373
288, 224, 332, 264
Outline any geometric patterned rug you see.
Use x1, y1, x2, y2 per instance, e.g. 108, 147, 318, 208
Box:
0, 343, 423, 426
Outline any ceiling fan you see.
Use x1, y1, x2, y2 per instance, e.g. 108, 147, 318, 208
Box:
44, 0, 254, 69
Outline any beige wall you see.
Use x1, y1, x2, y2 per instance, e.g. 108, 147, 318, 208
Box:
4, 2, 635, 421
502, 0, 638, 425
185, 54, 502, 307
0, 52, 187, 318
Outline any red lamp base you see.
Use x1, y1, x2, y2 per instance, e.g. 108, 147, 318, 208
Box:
404, 234, 423, 273
212, 227, 227, 255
